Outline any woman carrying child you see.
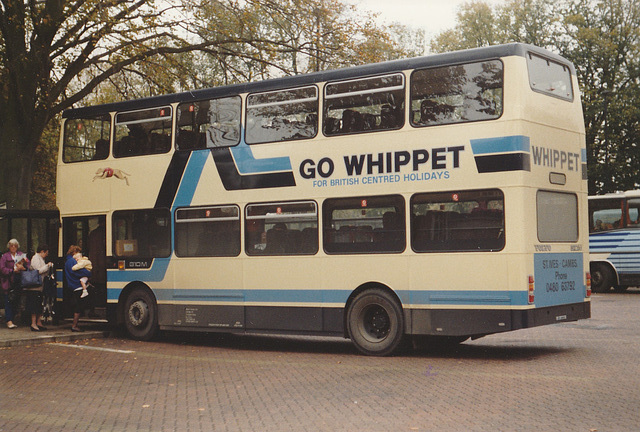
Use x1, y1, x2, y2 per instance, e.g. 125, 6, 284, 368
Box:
64, 245, 92, 332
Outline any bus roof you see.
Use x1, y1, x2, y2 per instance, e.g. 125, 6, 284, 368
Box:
63, 43, 574, 119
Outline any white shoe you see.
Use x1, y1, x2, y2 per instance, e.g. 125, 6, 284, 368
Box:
80, 289, 89, 298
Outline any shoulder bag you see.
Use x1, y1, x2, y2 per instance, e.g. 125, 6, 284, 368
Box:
21, 269, 43, 288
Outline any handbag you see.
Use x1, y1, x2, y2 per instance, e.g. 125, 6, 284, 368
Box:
21, 269, 43, 288
43, 273, 57, 297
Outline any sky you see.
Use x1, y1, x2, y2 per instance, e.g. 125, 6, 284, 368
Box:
346, 0, 507, 38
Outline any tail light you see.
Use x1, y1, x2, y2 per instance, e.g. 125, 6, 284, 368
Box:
528, 275, 535, 304
586, 272, 591, 297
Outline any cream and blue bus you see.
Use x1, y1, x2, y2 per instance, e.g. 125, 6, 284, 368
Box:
58, 43, 590, 355
589, 190, 640, 292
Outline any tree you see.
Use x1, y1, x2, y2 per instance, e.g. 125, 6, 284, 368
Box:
0, 0, 424, 209
430, 0, 640, 194
431, 0, 560, 53
430, 1, 499, 52
184, 0, 424, 85
558, 0, 640, 194
0, 1, 199, 209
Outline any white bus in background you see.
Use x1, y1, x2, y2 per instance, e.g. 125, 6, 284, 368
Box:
589, 190, 640, 292
57, 43, 590, 356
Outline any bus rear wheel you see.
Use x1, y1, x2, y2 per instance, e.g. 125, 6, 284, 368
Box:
591, 263, 615, 293
123, 288, 158, 341
347, 288, 404, 356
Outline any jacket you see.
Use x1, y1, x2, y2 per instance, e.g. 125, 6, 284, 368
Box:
0, 250, 28, 293
64, 254, 92, 291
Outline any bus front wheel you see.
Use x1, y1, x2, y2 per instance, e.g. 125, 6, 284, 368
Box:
347, 288, 404, 356
591, 264, 615, 293
123, 288, 158, 341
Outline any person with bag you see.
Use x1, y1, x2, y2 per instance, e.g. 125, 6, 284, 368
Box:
0, 239, 28, 329
27, 244, 54, 332
64, 245, 91, 332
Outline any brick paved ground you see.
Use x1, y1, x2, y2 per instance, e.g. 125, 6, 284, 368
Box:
1, 291, 639, 432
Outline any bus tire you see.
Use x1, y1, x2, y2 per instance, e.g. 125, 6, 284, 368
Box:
591, 263, 615, 293
347, 288, 404, 356
123, 287, 158, 341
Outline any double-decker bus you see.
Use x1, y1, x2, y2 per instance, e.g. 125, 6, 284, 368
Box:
57, 43, 590, 355
589, 190, 640, 292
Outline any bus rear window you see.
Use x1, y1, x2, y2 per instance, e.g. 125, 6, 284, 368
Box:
63, 115, 111, 162
323, 195, 405, 254
526, 52, 573, 101
411, 189, 504, 252
537, 191, 578, 242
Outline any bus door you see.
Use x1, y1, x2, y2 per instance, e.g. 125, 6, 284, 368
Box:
62, 215, 107, 320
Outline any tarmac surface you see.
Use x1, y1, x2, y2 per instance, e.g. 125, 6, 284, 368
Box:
1, 292, 640, 431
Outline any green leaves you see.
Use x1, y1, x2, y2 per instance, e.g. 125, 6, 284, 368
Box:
430, 0, 640, 194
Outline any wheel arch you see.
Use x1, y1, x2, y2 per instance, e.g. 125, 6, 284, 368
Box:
590, 260, 619, 285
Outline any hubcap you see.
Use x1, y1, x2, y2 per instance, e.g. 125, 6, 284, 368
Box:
128, 300, 148, 327
362, 304, 390, 340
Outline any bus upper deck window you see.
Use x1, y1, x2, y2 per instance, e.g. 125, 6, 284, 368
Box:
63, 115, 111, 163
114, 106, 172, 158
323, 73, 405, 136
410, 60, 503, 127
246, 86, 318, 145
176, 96, 241, 150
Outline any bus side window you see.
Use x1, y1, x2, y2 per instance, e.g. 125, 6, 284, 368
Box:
324, 73, 405, 137
246, 86, 318, 145
113, 209, 171, 258
411, 190, 505, 252
410, 60, 503, 128
175, 206, 241, 257
114, 107, 172, 158
63, 116, 111, 163
323, 195, 405, 254
245, 202, 318, 256
176, 97, 241, 151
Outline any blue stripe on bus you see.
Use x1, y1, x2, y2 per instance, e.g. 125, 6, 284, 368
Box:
106, 286, 532, 306
409, 290, 528, 305
108, 258, 171, 282
470, 135, 530, 155
173, 150, 209, 207
229, 141, 292, 174
605, 254, 640, 274
590, 231, 640, 252
591, 231, 630, 237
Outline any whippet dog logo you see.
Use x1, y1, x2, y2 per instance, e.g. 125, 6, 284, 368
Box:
93, 167, 132, 186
